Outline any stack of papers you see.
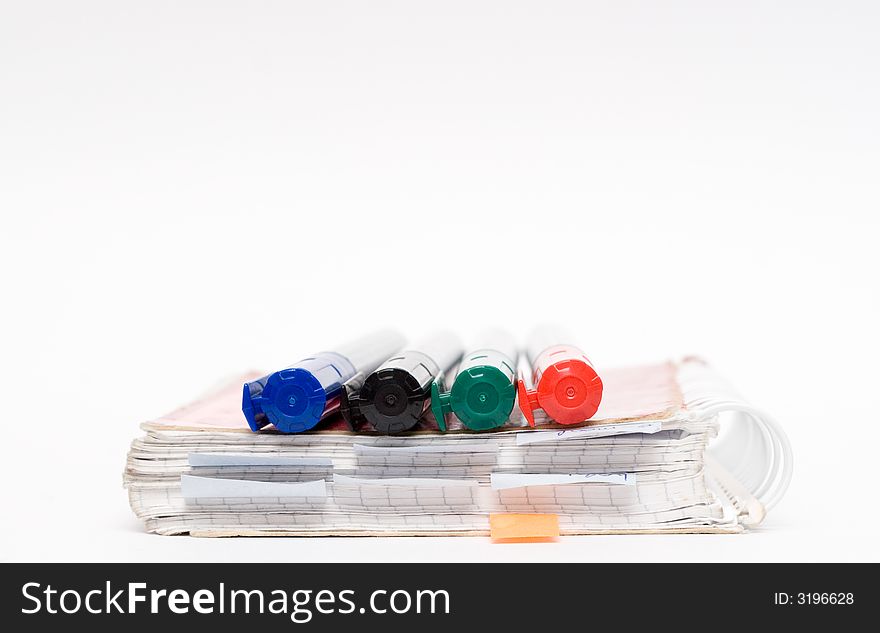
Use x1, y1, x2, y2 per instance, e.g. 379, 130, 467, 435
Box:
124, 359, 790, 536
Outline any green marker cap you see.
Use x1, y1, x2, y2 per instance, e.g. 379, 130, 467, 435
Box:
430, 379, 453, 431
448, 363, 517, 431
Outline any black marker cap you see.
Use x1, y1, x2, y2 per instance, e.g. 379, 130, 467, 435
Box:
359, 366, 432, 434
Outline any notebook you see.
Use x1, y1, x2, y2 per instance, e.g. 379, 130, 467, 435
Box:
123, 358, 791, 536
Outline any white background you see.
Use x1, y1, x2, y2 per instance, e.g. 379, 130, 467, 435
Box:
1, 1, 878, 562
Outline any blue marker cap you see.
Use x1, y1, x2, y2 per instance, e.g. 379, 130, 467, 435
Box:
242, 368, 328, 433
243, 352, 355, 433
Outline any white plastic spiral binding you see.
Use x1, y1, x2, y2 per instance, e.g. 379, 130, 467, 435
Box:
679, 359, 793, 520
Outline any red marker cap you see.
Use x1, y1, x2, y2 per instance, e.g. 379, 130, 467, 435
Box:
518, 341, 603, 426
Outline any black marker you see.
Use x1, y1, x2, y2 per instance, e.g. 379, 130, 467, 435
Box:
342, 331, 463, 434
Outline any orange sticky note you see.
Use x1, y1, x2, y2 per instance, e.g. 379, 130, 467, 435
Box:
489, 513, 559, 542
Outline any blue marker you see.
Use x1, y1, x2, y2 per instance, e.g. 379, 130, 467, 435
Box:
242, 330, 405, 433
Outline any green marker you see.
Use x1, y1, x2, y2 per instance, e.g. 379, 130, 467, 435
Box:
431, 330, 518, 431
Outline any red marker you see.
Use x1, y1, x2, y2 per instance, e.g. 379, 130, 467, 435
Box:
517, 326, 603, 426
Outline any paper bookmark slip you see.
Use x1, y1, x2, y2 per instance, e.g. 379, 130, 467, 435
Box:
515, 420, 663, 445
489, 513, 560, 541
490, 472, 636, 490
180, 475, 327, 499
